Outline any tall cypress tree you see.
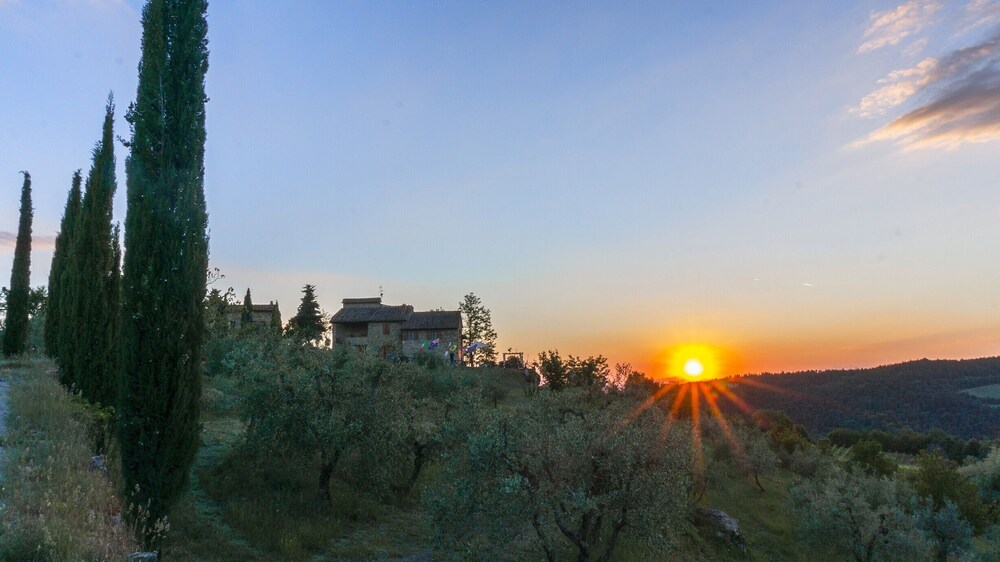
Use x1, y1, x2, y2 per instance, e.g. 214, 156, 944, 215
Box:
68, 96, 120, 406
241, 288, 254, 327
45, 171, 83, 362
119, 0, 209, 541
3, 172, 33, 357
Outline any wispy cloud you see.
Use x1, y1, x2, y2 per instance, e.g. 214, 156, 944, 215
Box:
858, 0, 942, 53
0, 231, 55, 251
855, 1, 1000, 149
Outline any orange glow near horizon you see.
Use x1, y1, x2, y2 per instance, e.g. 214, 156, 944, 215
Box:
664, 343, 726, 381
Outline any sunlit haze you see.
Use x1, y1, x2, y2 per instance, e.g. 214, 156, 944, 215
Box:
3, 1, 999, 379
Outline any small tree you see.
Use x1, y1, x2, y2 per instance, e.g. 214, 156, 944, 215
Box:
285, 284, 325, 345
3, 172, 33, 357
459, 292, 497, 366
537, 349, 568, 390
850, 439, 896, 477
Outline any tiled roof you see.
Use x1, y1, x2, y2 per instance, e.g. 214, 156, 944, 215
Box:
331, 304, 414, 323
226, 303, 279, 313
342, 297, 382, 306
400, 311, 461, 330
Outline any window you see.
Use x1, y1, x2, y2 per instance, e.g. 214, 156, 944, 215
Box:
429, 330, 439, 340
383, 322, 390, 335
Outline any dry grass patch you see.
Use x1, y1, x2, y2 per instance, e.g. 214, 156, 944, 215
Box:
0, 361, 141, 561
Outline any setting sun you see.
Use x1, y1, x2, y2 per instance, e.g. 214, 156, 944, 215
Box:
666, 344, 723, 380
683, 358, 704, 377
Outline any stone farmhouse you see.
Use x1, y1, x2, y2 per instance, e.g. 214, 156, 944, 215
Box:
331, 297, 462, 362
225, 302, 281, 330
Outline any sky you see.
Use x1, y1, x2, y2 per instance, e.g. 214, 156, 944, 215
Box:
2, 0, 999, 379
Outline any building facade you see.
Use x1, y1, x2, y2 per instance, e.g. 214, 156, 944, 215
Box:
225, 302, 281, 330
331, 297, 462, 362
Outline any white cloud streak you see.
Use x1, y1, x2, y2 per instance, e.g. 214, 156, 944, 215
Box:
858, 0, 942, 53
855, 2, 1000, 149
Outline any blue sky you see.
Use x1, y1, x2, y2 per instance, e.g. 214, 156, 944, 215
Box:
2, 1, 999, 377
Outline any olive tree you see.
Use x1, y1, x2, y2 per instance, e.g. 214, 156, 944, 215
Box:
789, 466, 933, 561
237, 346, 412, 502
427, 390, 693, 561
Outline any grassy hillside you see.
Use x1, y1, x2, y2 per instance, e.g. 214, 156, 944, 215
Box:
4, 357, 997, 560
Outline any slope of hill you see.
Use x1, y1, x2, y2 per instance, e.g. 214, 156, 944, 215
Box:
716, 357, 1000, 439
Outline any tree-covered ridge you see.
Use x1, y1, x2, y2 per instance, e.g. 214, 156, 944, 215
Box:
718, 357, 1000, 439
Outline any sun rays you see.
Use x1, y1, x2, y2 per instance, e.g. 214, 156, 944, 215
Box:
620, 373, 795, 494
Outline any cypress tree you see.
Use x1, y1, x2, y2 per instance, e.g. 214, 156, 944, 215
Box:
45, 171, 83, 362
68, 96, 120, 406
2, 172, 33, 357
241, 288, 254, 327
286, 284, 325, 345
119, 0, 209, 542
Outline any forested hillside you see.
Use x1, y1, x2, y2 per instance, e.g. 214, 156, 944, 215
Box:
716, 357, 1000, 439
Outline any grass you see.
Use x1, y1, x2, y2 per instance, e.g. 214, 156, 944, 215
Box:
961, 383, 1000, 399
0, 359, 141, 561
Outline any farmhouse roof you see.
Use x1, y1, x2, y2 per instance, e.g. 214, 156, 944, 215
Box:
226, 303, 279, 313
331, 304, 414, 324
401, 311, 461, 330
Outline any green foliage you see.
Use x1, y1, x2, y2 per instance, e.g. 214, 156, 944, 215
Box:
829, 427, 985, 462
64, 96, 120, 407
537, 349, 568, 390
284, 284, 325, 345
3, 171, 33, 357
413, 349, 446, 369
236, 346, 413, 500
788, 465, 933, 561
46, 171, 83, 363
850, 439, 897, 477
960, 446, 1000, 505
459, 292, 497, 366
118, 0, 210, 546
426, 390, 693, 561
536, 350, 612, 395
738, 423, 780, 491
916, 500, 973, 562
911, 451, 990, 533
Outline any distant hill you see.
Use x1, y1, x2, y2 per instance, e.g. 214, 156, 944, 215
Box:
710, 357, 1000, 440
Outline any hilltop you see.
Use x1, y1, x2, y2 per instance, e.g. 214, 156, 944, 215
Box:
714, 357, 1000, 439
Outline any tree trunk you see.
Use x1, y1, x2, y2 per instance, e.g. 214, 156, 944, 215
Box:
407, 441, 427, 491
317, 460, 334, 503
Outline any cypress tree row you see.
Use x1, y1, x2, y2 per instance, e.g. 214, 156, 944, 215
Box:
2, 172, 33, 357
45, 171, 83, 361
118, 0, 209, 540
67, 96, 120, 406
